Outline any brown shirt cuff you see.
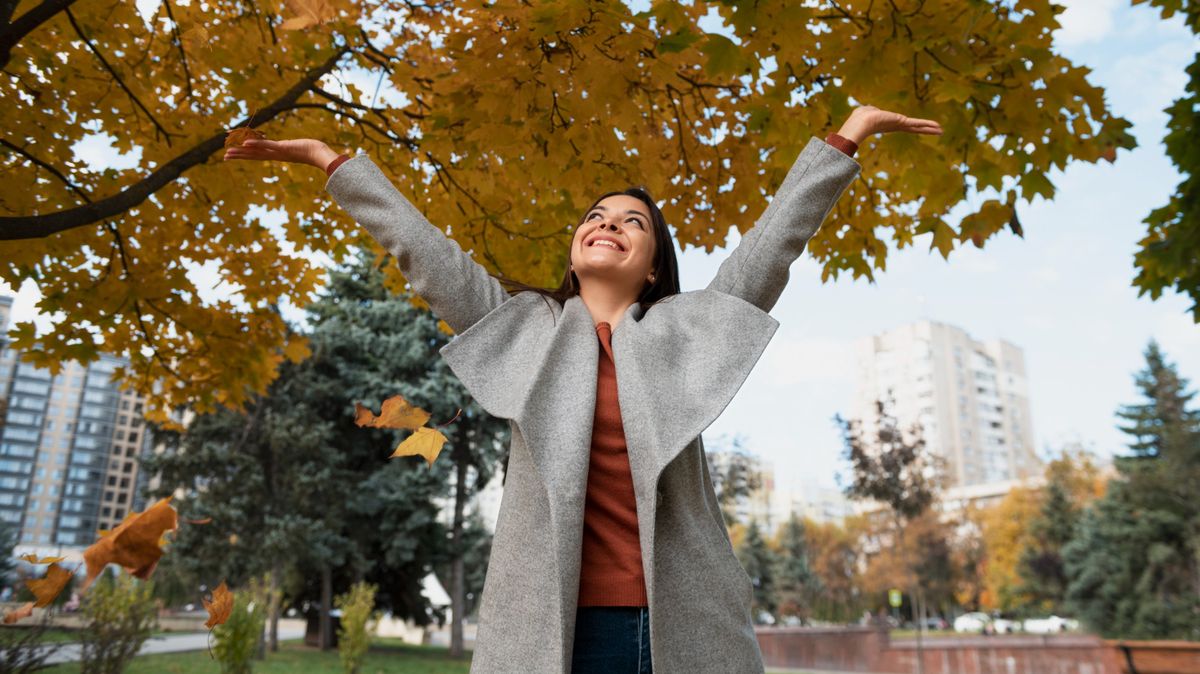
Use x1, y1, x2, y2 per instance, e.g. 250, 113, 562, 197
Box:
824, 132, 859, 157
325, 153, 351, 177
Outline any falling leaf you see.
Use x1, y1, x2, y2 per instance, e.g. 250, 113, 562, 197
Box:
81, 496, 178, 593
204, 581, 234, 628
229, 533, 239, 545
3, 602, 34, 624
354, 395, 431, 430
278, 0, 337, 30
224, 126, 266, 149
19, 553, 65, 564
187, 516, 213, 524
389, 426, 449, 468
26, 563, 73, 607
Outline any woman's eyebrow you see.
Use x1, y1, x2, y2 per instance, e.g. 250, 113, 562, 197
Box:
592, 205, 648, 221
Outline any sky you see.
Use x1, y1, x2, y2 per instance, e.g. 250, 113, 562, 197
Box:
4, 0, 1198, 496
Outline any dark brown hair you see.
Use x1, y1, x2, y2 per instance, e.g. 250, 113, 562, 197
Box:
486, 186, 682, 322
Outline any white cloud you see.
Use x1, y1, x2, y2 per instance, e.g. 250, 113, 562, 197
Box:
1053, 0, 1119, 46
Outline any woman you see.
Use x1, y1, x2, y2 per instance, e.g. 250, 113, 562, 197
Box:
225, 104, 941, 674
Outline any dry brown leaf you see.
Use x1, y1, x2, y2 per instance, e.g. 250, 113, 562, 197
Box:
354, 395, 430, 430
389, 426, 449, 468
81, 496, 178, 593
26, 563, 73, 607
224, 127, 266, 149
187, 516, 213, 525
3, 602, 34, 624
204, 581, 234, 628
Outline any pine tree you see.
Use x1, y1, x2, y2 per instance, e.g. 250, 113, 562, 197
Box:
1017, 474, 1079, 614
1063, 339, 1200, 639
772, 516, 822, 625
736, 519, 778, 624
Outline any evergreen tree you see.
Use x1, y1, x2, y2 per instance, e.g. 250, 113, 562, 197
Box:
1063, 339, 1200, 639
736, 519, 778, 624
771, 515, 822, 625
142, 249, 508, 651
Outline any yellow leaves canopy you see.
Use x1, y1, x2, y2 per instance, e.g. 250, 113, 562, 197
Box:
0, 0, 1135, 419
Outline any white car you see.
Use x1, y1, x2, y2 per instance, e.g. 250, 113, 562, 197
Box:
1023, 615, 1080, 633
992, 617, 1020, 634
953, 612, 991, 633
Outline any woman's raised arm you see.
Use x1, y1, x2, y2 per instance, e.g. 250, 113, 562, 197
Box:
223, 138, 511, 334
705, 105, 942, 314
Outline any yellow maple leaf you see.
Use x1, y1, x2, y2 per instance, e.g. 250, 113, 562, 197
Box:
390, 426, 449, 468
19, 553, 65, 564
354, 394, 431, 430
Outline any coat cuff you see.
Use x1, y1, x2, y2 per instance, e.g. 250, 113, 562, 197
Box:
325, 153, 351, 177
823, 132, 858, 157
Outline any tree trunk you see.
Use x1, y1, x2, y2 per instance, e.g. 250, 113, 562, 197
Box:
449, 449, 469, 658
321, 563, 333, 650
269, 563, 281, 652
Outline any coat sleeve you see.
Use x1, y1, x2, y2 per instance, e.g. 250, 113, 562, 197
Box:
705, 135, 861, 314
324, 154, 512, 334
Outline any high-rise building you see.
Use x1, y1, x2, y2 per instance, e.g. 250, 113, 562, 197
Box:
0, 296, 151, 556
852, 320, 1040, 488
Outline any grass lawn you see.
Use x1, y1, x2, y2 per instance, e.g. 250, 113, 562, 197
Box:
15, 627, 202, 644
35, 636, 810, 673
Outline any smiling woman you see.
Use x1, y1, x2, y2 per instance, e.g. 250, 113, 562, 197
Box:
222, 103, 943, 673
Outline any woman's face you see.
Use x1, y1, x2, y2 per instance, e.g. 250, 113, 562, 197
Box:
570, 194, 658, 290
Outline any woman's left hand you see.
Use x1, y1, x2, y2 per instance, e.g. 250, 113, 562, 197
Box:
837, 105, 943, 145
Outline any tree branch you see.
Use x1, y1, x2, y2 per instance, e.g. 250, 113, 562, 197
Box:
0, 47, 349, 241
0, 0, 76, 68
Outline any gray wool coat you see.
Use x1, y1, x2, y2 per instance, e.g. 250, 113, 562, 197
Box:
324, 135, 862, 673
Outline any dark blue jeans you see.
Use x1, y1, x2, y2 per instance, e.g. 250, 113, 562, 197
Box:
571, 606, 653, 673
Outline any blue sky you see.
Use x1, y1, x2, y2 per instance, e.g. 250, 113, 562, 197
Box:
4, 0, 1198, 496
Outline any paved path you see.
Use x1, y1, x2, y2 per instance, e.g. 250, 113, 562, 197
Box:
41, 626, 306, 664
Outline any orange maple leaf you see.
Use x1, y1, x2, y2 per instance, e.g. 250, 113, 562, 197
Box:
81, 496, 179, 593
224, 126, 266, 149
186, 516, 213, 525
26, 563, 73, 607
2, 602, 34, 624
204, 581, 234, 628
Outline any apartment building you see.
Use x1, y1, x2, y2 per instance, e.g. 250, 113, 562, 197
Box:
0, 295, 151, 556
852, 320, 1040, 488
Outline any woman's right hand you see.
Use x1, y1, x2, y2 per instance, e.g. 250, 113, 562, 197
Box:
222, 138, 340, 170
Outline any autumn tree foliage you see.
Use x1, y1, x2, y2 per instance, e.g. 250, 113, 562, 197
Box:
1, 0, 1135, 419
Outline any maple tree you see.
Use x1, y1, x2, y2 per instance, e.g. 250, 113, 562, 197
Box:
1, 0, 1135, 419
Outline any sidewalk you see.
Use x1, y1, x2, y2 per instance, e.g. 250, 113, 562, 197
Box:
40, 625, 306, 664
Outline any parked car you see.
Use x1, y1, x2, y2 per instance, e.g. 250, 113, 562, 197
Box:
953, 612, 991, 633
1023, 615, 1080, 633
991, 616, 1021, 634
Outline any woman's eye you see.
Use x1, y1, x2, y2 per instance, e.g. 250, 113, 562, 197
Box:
588, 212, 643, 228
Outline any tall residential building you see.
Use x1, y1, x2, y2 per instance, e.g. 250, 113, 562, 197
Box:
0, 296, 151, 556
852, 320, 1040, 488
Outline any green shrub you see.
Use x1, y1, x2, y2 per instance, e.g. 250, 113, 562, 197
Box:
334, 581, 379, 674
212, 583, 268, 674
79, 572, 158, 674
